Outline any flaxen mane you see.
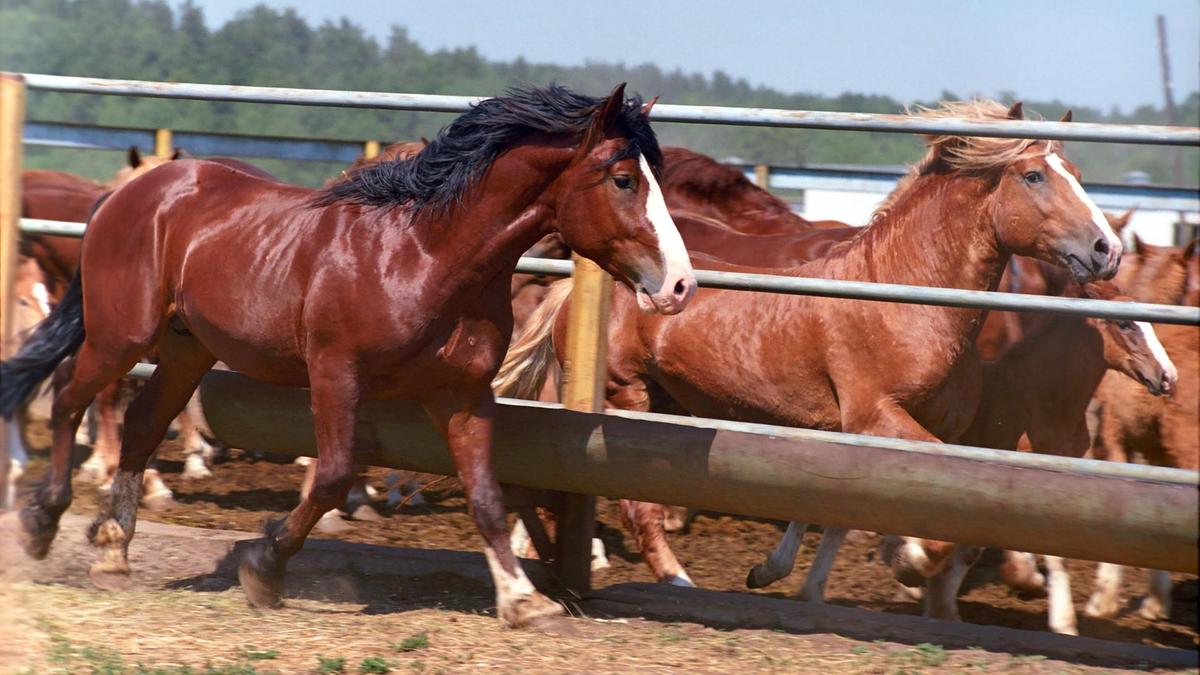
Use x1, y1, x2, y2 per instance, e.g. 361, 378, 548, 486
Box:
873, 99, 1058, 222
315, 85, 660, 214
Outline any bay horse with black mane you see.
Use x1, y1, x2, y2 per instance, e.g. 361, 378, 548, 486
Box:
497, 99, 1122, 618
0, 83, 695, 627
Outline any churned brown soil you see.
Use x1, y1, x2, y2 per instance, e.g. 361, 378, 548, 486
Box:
6, 424, 1197, 672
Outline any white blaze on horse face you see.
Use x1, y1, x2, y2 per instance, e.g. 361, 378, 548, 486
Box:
639, 154, 695, 311
32, 282, 51, 318
1045, 153, 1122, 254
1136, 321, 1177, 383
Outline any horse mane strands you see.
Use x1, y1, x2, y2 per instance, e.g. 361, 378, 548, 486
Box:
871, 98, 1057, 223
314, 84, 659, 216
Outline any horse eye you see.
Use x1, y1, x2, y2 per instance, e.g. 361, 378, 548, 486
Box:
613, 175, 636, 190
1023, 171, 1044, 184
1117, 321, 1134, 331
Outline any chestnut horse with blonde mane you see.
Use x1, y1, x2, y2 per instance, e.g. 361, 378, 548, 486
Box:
497, 99, 1122, 619
1, 84, 696, 627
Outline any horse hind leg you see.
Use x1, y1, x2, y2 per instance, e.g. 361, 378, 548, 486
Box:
746, 521, 806, 589
1138, 570, 1172, 621
88, 333, 214, 590
19, 343, 143, 559
798, 526, 848, 602
619, 499, 694, 587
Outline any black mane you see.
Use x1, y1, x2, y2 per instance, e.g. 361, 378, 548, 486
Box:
315, 84, 661, 214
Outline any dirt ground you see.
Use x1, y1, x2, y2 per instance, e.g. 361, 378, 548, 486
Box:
5, 430, 1197, 673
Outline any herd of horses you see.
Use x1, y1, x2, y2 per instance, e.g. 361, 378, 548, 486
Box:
1, 85, 1195, 636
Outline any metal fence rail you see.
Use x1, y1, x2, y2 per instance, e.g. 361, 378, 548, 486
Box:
21, 218, 1200, 325
24, 120, 1200, 212
22, 73, 1200, 146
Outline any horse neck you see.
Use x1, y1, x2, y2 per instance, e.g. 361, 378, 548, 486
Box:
818, 173, 1007, 340
403, 142, 572, 288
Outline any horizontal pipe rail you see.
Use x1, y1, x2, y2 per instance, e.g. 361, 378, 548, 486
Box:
19, 218, 1200, 325
20, 73, 1200, 146
24, 120, 1199, 210
197, 370, 1198, 572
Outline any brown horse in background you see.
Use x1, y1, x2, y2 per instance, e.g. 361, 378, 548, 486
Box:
1085, 236, 1198, 626
882, 279, 1177, 634
498, 100, 1122, 618
2, 84, 696, 627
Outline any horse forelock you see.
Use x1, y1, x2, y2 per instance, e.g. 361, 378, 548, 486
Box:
313, 84, 661, 215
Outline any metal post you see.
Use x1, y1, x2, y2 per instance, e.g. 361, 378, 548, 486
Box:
363, 140, 381, 159
0, 73, 27, 509
154, 127, 173, 158
554, 254, 612, 591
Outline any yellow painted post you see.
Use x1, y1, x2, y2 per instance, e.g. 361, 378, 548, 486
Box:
754, 163, 770, 190
363, 140, 381, 159
154, 127, 173, 158
0, 72, 27, 509
554, 253, 612, 590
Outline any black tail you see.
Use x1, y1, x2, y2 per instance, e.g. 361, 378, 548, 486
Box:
0, 270, 85, 419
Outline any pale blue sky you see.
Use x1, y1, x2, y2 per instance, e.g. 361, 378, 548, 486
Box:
193, 0, 1200, 113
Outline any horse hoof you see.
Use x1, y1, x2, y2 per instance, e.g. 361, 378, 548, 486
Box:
1138, 597, 1168, 621
238, 539, 284, 609
142, 493, 176, 512
500, 591, 564, 629
315, 511, 353, 533
17, 505, 58, 560
745, 565, 774, 589
1084, 594, 1119, 619
349, 504, 383, 523
181, 455, 213, 480
89, 564, 132, 591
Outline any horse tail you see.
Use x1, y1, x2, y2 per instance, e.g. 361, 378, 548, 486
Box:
0, 270, 84, 418
493, 279, 573, 399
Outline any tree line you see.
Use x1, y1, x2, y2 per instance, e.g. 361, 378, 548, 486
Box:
2, 0, 1196, 187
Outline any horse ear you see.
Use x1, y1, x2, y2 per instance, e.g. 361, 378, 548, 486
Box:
1060, 110, 1073, 123
1006, 102, 1024, 120
170, 149, 190, 160
583, 83, 627, 149
1109, 206, 1136, 233
1132, 232, 1147, 253
128, 146, 142, 168
641, 95, 660, 117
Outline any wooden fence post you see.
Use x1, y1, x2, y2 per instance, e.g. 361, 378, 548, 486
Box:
754, 163, 770, 190
554, 254, 612, 591
154, 128, 173, 158
0, 72, 27, 510
363, 140, 381, 159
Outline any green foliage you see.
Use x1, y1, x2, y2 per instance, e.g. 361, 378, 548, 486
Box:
2, 0, 1196, 187
316, 656, 347, 673
358, 656, 392, 673
392, 633, 429, 653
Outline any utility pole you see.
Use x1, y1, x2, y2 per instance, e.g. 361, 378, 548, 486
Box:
1156, 14, 1190, 243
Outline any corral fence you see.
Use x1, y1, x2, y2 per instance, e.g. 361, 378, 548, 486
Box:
1, 73, 1198, 596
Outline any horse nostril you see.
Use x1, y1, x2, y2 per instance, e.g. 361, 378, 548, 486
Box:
1093, 238, 1110, 255
674, 279, 687, 297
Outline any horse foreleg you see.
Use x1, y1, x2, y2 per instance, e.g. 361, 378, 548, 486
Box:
618, 499, 694, 587
746, 521, 806, 589
1043, 555, 1078, 635
81, 383, 121, 486
425, 389, 562, 628
798, 526, 848, 602
177, 402, 215, 480
239, 357, 359, 608
1084, 562, 1124, 618
1139, 570, 1172, 621
88, 337, 213, 590
924, 545, 981, 622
